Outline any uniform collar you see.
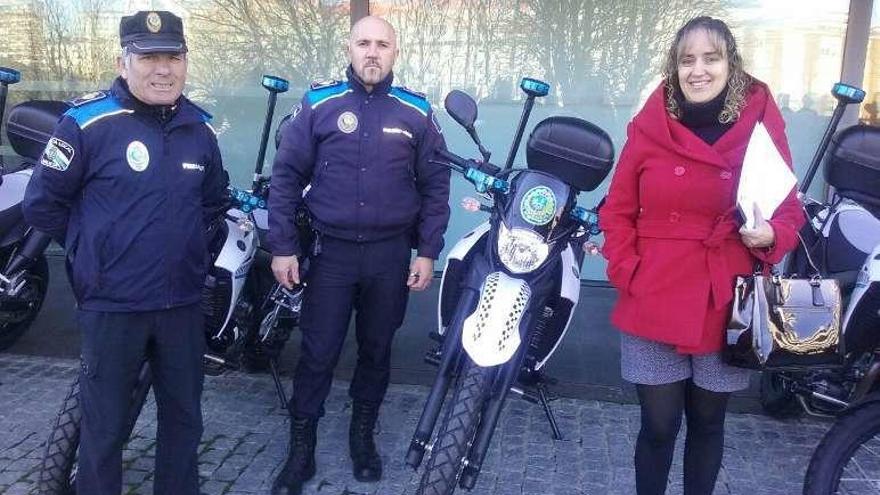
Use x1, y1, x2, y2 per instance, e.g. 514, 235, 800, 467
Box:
346, 65, 393, 95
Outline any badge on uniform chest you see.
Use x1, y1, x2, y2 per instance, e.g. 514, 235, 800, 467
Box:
337, 111, 359, 134
126, 141, 150, 172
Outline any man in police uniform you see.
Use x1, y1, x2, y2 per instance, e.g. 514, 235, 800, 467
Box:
23, 11, 228, 495
268, 15, 450, 495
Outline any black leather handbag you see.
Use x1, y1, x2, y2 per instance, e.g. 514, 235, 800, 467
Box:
724, 239, 843, 369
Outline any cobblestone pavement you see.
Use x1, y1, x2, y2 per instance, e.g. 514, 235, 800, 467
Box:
0, 353, 831, 495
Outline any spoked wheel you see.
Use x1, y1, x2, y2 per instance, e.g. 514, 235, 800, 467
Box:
38, 363, 153, 495
0, 254, 48, 351
416, 357, 493, 495
804, 402, 880, 494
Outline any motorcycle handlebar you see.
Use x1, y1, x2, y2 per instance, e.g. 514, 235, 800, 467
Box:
436, 148, 469, 170
228, 186, 267, 212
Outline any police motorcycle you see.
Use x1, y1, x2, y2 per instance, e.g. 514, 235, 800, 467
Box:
405, 79, 614, 495
35, 75, 305, 495
0, 66, 56, 352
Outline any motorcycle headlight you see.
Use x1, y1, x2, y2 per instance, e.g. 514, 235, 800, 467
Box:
496, 222, 550, 274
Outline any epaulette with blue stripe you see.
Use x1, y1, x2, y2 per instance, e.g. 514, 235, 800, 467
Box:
306, 80, 350, 108
389, 86, 430, 116
64, 94, 133, 129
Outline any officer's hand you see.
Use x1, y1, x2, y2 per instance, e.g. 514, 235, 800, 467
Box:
272, 255, 300, 289
408, 256, 434, 291
739, 203, 776, 249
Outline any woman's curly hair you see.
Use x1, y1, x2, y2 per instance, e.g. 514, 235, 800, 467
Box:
662, 16, 752, 124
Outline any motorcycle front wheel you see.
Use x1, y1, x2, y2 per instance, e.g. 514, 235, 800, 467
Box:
38, 362, 153, 495
416, 357, 492, 495
803, 401, 880, 494
0, 254, 48, 351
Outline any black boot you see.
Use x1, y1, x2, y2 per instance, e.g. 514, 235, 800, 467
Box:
349, 400, 382, 482
271, 416, 317, 495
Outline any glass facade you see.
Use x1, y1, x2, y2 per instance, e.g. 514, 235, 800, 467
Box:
862, 5, 880, 125
0, 0, 862, 279
375, 0, 850, 278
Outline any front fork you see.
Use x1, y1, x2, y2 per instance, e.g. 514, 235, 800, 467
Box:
406, 288, 479, 468
406, 292, 539, 491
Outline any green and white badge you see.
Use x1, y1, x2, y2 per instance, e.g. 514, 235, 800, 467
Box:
519, 186, 557, 226
126, 141, 150, 172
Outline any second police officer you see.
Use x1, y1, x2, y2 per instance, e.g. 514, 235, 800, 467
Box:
268, 15, 450, 495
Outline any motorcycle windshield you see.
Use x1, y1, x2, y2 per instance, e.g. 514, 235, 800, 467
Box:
500, 171, 574, 241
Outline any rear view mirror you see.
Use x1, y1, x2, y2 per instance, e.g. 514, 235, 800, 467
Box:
444, 90, 478, 130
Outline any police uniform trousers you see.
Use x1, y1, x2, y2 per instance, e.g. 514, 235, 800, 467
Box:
291, 234, 410, 418
76, 303, 204, 495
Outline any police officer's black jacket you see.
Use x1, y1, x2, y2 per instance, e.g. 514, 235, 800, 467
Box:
268, 67, 451, 259
23, 78, 229, 312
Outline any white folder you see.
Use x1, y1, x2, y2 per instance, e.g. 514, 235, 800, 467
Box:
736, 123, 797, 229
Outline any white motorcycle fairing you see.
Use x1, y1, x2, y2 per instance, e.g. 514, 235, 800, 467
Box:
461, 271, 531, 367
212, 208, 258, 337
436, 222, 491, 337
0, 169, 32, 211
438, 220, 582, 369
842, 244, 880, 332
534, 244, 580, 370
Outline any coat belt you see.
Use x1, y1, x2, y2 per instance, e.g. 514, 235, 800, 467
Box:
636, 217, 740, 310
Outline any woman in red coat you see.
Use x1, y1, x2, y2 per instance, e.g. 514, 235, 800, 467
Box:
600, 16, 804, 495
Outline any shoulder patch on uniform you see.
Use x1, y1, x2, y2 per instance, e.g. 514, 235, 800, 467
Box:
67, 91, 108, 107
64, 95, 133, 129
389, 87, 430, 117
310, 79, 343, 90
307, 81, 352, 109
40, 137, 75, 171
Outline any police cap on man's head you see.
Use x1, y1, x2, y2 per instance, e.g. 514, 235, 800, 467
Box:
119, 11, 187, 54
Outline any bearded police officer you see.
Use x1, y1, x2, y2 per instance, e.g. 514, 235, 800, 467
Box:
268, 15, 450, 495
23, 11, 228, 495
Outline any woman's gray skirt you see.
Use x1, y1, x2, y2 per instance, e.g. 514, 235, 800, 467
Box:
620, 332, 751, 393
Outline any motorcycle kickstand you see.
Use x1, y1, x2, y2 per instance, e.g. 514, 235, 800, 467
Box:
267, 357, 289, 413
537, 383, 563, 440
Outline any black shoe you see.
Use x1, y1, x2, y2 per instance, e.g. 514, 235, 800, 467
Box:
349, 400, 383, 482
271, 416, 318, 495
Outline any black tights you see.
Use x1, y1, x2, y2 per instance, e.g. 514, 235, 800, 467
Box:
634, 379, 730, 495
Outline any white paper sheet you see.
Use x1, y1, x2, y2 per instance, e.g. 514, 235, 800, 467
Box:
736, 123, 797, 229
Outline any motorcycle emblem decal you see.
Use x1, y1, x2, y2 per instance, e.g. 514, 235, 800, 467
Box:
146, 12, 162, 33
40, 137, 75, 172
520, 186, 556, 226
337, 111, 358, 134
126, 141, 150, 172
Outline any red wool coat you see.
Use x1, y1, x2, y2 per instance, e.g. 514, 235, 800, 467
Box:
600, 81, 805, 354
